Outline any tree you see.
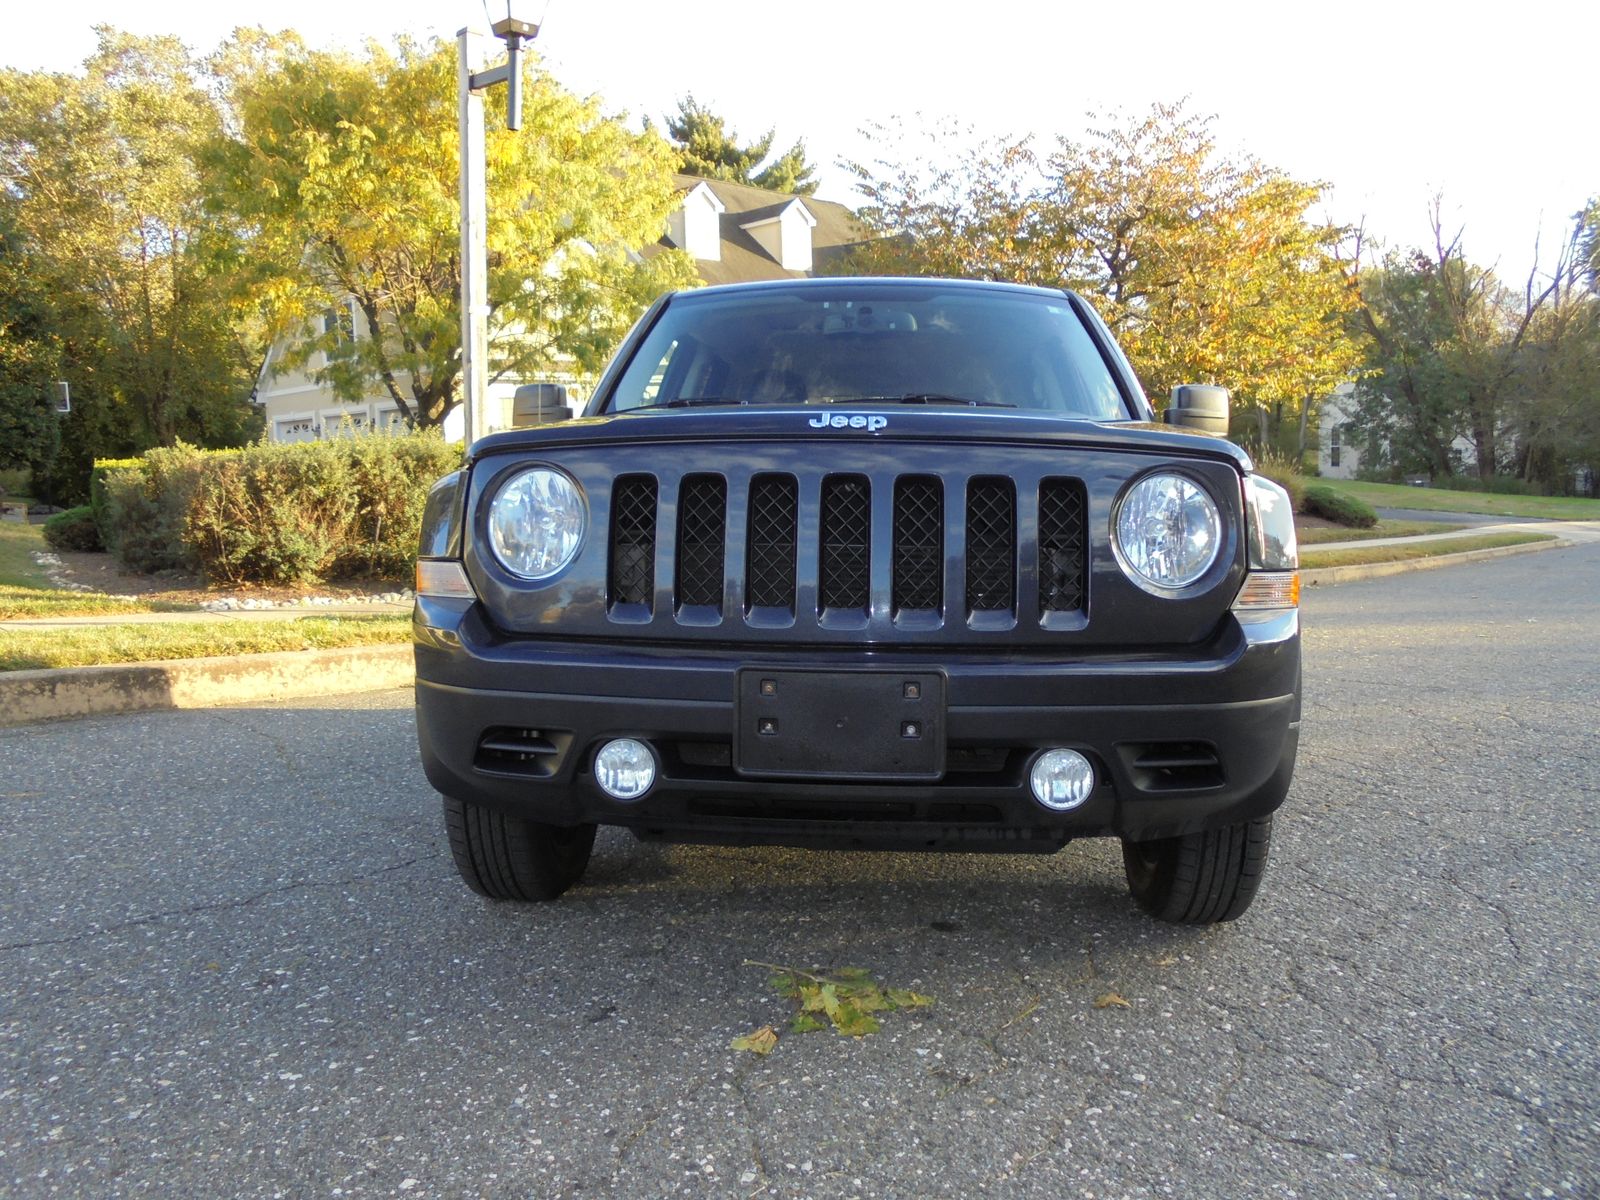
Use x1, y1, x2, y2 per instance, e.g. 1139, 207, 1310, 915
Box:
0, 28, 260, 473
210, 34, 697, 431
664, 96, 818, 194
1344, 206, 1567, 481
0, 208, 61, 478
840, 103, 1362, 449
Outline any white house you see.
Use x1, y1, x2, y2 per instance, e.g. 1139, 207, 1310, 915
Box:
1317, 381, 1480, 480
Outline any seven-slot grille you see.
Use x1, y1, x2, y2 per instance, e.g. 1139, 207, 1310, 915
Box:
604, 471, 1088, 625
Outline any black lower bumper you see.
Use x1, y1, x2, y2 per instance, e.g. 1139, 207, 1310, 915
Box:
414, 600, 1300, 850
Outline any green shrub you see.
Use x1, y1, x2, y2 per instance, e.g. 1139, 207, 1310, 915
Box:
184, 432, 459, 585
89, 433, 459, 586
336, 435, 462, 578
1303, 484, 1378, 528
1253, 450, 1308, 512
42, 505, 103, 552
96, 445, 223, 573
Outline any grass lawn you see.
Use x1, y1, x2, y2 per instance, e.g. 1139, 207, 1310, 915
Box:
0, 615, 409, 671
1301, 532, 1557, 570
0, 521, 174, 619
1316, 480, 1600, 521
1296, 519, 1464, 545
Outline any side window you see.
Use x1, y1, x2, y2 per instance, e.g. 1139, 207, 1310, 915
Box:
1330, 423, 1342, 468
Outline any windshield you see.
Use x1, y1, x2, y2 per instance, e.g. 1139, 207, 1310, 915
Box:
603, 285, 1132, 419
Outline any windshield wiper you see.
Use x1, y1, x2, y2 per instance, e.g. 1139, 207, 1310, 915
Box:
818, 394, 1016, 408
628, 397, 751, 410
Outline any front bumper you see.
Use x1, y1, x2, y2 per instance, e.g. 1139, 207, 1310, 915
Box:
414, 598, 1300, 850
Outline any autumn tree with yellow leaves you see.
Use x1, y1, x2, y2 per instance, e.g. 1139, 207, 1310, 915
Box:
842, 103, 1362, 451
208, 31, 697, 432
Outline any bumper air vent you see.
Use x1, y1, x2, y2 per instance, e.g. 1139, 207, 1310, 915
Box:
746, 473, 799, 614
474, 727, 574, 778
675, 473, 727, 612
893, 475, 944, 613
1120, 741, 1225, 792
820, 474, 871, 612
1039, 478, 1087, 615
609, 474, 658, 613
966, 476, 1016, 618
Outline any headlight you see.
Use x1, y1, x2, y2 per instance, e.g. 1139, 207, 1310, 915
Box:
488, 467, 586, 580
1114, 472, 1222, 593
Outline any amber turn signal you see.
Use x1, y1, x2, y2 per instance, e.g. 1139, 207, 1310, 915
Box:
1232, 571, 1299, 610
416, 559, 475, 599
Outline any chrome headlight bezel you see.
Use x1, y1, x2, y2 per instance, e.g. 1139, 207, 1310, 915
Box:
486, 465, 587, 582
1111, 470, 1224, 595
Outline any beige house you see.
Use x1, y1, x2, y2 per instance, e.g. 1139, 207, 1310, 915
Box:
252, 176, 868, 442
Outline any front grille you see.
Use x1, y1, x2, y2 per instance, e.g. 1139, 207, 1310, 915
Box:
820, 475, 871, 610
676, 474, 726, 610
746, 474, 798, 610
1039, 479, 1087, 614
595, 466, 1093, 634
893, 476, 943, 611
609, 475, 658, 609
966, 477, 1016, 613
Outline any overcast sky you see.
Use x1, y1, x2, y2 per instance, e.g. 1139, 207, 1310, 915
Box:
5, 0, 1593, 283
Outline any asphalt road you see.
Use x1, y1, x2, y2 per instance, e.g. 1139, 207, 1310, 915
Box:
4, 546, 1598, 1199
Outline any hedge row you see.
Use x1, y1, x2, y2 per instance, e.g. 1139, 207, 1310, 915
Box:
96, 434, 461, 585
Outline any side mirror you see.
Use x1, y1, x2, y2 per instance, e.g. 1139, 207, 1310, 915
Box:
1163, 384, 1229, 435
512, 383, 571, 427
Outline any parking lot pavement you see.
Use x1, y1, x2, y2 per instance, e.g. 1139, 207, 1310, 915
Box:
2, 543, 1598, 1199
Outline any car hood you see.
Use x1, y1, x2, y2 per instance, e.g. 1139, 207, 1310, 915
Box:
469, 405, 1253, 471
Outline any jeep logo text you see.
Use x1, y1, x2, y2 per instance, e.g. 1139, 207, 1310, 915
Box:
808, 414, 888, 432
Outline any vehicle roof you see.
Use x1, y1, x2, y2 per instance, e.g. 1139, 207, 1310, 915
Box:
669, 276, 1078, 303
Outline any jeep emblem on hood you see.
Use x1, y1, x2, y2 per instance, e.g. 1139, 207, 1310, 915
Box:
809, 414, 888, 432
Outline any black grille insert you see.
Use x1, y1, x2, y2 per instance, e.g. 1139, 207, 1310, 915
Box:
893, 476, 943, 612
746, 474, 798, 610
474, 727, 572, 778
1039, 479, 1087, 614
820, 475, 871, 611
676, 474, 727, 610
1121, 742, 1224, 792
966, 477, 1016, 613
609, 475, 658, 609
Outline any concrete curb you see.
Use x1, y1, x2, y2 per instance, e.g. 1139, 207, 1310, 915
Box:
0, 644, 413, 728
1301, 536, 1570, 587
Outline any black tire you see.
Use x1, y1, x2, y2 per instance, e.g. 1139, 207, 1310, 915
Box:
443, 794, 596, 901
1121, 816, 1273, 924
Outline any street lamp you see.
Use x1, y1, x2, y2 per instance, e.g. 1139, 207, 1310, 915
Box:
458, 2, 547, 449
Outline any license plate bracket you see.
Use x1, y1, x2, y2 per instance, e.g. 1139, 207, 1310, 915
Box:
735, 669, 946, 781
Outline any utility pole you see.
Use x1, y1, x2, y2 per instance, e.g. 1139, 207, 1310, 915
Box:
457, 6, 540, 451
458, 29, 491, 450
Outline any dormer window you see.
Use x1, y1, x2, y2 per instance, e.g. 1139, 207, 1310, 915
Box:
665, 181, 725, 261
740, 200, 817, 272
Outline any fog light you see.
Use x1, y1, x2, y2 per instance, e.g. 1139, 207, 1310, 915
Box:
1029, 749, 1096, 811
594, 738, 656, 801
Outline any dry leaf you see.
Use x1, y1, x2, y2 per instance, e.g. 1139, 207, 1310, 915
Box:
730, 1025, 779, 1055
1094, 992, 1132, 1009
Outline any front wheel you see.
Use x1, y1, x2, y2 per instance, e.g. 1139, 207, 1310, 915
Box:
443, 794, 596, 901
1121, 816, 1273, 924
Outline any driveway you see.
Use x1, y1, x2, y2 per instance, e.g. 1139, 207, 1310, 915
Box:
2, 544, 1597, 1198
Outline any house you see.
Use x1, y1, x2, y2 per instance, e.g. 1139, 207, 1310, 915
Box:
252, 175, 868, 442
1317, 381, 1480, 480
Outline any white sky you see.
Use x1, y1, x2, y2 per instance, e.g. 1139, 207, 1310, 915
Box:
4, 0, 1594, 284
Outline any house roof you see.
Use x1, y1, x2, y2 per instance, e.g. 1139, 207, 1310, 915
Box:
646, 173, 869, 285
